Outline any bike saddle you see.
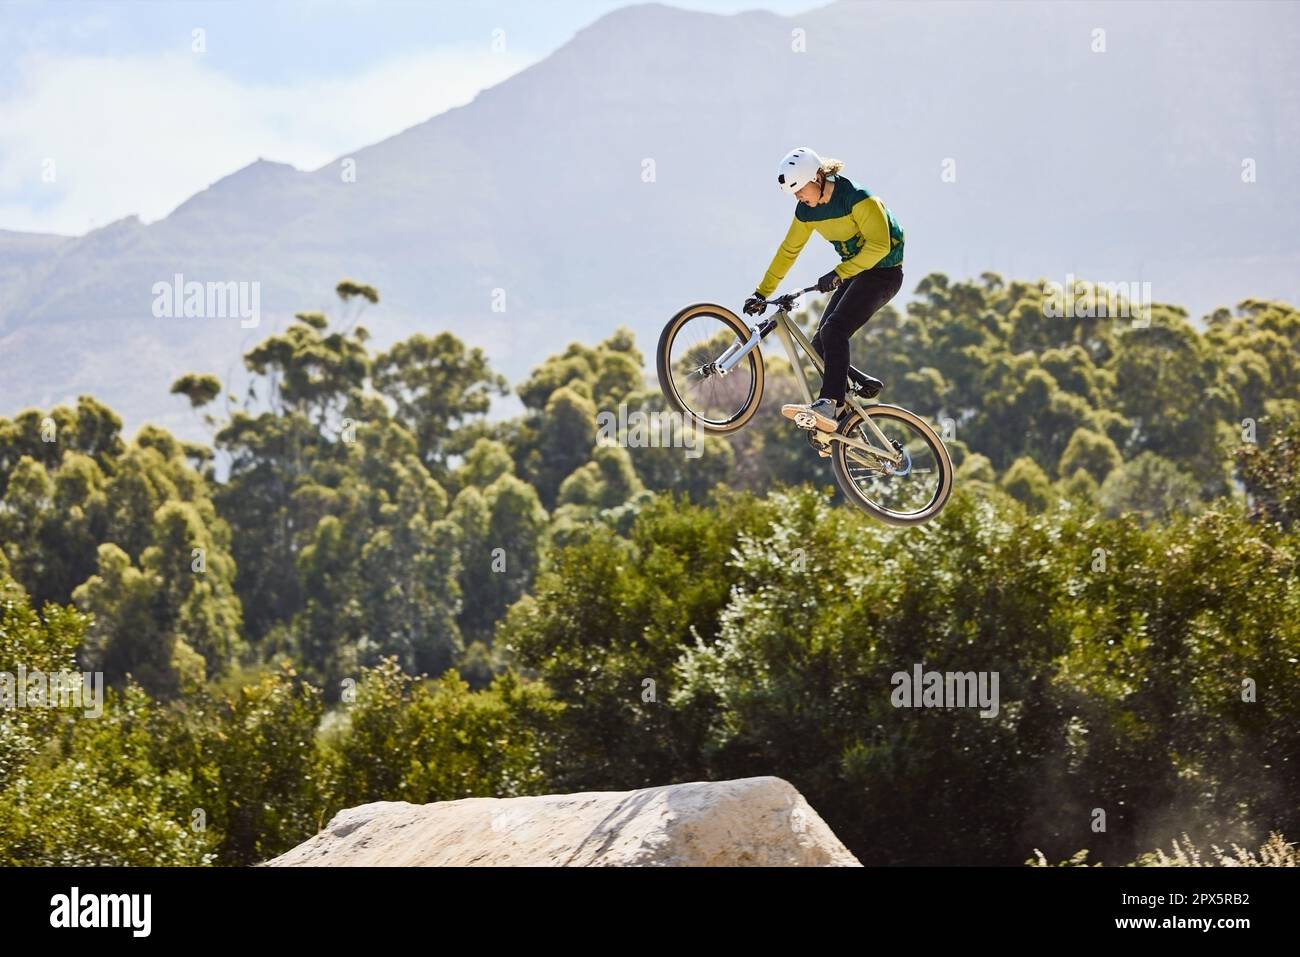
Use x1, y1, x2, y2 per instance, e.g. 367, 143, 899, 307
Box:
848, 367, 883, 398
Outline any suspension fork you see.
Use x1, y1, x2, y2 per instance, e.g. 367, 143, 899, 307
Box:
718, 309, 798, 373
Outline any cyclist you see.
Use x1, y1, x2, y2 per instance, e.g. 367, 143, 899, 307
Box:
744, 146, 905, 434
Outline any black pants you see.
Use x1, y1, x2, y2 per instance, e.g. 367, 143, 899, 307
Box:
810, 265, 903, 403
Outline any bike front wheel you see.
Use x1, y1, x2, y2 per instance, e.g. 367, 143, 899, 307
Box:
657, 303, 764, 434
830, 404, 954, 526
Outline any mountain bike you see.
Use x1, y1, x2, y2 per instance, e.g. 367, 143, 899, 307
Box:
656, 284, 953, 526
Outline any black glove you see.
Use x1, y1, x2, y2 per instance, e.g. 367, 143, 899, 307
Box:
743, 294, 767, 316
817, 270, 842, 293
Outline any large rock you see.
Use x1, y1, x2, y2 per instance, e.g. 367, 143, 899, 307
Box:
266, 776, 860, 867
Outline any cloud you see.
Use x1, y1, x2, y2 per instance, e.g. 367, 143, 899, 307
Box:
0, 45, 534, 235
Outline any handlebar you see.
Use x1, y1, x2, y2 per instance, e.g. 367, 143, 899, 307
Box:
757, 284, 821, 313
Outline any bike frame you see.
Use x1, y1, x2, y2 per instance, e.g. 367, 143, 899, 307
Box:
719, 299, 903, 467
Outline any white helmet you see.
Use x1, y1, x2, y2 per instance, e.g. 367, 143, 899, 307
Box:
776, 146, 823, 195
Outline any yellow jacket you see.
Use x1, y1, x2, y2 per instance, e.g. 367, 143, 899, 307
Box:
756, 174, 904, 299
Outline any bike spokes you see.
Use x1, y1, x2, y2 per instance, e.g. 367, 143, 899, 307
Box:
666, 314, 757, 427
838, 412, 945, 517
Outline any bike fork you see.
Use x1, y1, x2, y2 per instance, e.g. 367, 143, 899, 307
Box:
715, 324, 764, 374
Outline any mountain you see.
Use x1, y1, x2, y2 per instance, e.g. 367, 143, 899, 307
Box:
2, 0, 1298, 439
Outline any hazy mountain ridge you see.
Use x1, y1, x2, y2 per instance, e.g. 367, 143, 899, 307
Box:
2, 0, 1297, 438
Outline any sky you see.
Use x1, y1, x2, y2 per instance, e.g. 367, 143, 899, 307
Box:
0, 0, 819, 236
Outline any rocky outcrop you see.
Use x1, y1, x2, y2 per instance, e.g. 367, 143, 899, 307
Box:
267, 775, 860, 867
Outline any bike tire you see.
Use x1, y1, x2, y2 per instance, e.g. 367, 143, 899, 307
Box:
656, 303, 765, 435
830, 404, 954, 526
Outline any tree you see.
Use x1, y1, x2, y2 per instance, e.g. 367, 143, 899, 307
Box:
0, 579, 86, 792
1001, 456, 1053, 511
1111, 317, 1233, 494
1236, 415, 1300, 528
1098, 451, 1202, 521
452, 437, 515, 491
527, 386, 597, 508
1058, 427, 1122, 483
170, 373, 222, 408
373, 333, 507, 479
321, 659, 561, 811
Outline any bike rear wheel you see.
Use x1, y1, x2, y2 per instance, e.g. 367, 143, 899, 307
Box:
830, 404, 953, 526
656, 303, 764, 434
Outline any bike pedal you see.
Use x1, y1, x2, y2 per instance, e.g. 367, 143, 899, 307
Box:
793, 411, 817, 430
